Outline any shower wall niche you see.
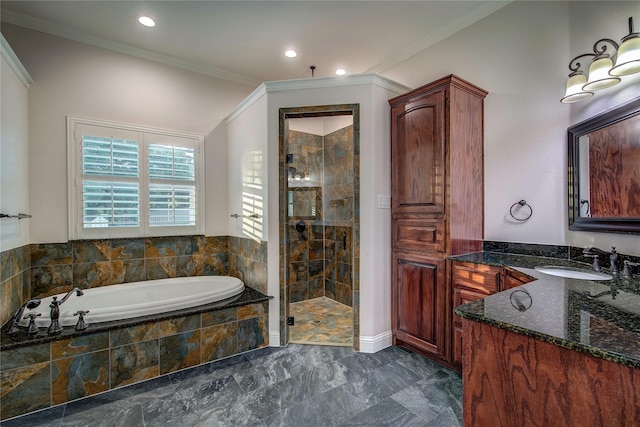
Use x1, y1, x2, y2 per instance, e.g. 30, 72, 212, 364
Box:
286, 117, 354, 307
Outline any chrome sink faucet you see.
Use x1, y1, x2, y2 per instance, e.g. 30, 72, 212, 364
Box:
47, 288, 84, 335
583, 246, 619, 275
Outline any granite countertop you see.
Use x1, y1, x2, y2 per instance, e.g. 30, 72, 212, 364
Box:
452, 251, 640, 369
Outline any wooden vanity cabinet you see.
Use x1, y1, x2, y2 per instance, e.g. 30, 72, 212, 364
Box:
463, 318, 640, 426
450, 261, 533, 371
390, 75, 487, 367
503, 267, 532, 289
451, 262, 501, 368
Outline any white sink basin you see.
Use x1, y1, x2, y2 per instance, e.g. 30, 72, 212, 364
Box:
535, 265, 613, 281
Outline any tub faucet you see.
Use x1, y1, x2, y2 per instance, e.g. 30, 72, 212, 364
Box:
47, 288, 84, 335
583, 246, 619, 275
2, 299, 41, 335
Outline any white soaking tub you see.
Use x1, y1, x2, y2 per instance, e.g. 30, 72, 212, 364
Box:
19, 276, 245, 328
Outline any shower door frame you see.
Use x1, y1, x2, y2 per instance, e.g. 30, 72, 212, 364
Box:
278, 104, 360, 350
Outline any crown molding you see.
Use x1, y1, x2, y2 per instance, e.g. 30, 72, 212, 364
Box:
1, 33, 33, 88
1, 10, 261, 88
226, 74, 410, 123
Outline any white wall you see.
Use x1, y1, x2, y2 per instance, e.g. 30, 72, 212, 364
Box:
1, 23, 254, 243
226, 76, 407, 350
385, 1, 571, 248
0, 35, 31, 251
565, 1, 640, 254
384, 1, 640, 256
266, 76, 406, 350
226, 92, 269, 239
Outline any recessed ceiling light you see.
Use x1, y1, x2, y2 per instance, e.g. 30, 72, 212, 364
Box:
138, 16, 156, 27
335, 69, 346, 76
285, 50, 297, 58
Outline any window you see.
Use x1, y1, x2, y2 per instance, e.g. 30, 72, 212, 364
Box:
68, 116, 204, 239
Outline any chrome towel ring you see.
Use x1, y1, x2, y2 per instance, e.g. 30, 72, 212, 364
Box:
509, 200, 532, 222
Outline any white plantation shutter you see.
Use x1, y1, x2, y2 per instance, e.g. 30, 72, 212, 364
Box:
81, 135, 140, 228
68, 117, 203, 239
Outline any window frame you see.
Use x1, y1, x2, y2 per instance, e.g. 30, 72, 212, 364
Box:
67, 116, 204, 240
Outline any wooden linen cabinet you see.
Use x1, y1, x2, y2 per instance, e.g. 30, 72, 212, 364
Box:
390, 75, 487, 368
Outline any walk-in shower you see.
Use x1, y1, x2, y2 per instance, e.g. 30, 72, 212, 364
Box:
279, 104, 360, 349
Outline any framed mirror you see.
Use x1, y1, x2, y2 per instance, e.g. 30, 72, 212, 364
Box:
568, 96, 640, 233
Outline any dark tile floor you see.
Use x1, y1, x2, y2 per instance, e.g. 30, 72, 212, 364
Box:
1, 345, 462, 427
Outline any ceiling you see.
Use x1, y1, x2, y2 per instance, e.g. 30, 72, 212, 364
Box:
0, 1, 510, 87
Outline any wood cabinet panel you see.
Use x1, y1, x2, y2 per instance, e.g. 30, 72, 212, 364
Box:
450, 261, 533, 371
390, 75, 487, 367
393, 219, 445, 253
451, 262, 501, 294
452, 287, 487, 368
392, 254, 446, 358
391, 89, 445, 216
503, 267, 532, 290
462, 318, 640, 427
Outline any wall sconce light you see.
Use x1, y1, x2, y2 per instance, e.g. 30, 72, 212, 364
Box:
561, 17, 640, 104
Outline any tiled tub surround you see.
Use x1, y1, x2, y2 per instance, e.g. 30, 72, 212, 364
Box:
0, 245, 31, 332
0, 289, 270, 421
0, 235, 269, 420
0, 235, 268, 327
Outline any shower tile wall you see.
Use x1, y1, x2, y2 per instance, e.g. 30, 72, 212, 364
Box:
324, 126, 354, 307
287, 129, 323, 304
286, 126, 354, 308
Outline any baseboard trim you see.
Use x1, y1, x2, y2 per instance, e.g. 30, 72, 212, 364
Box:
269, 331, 281, 347
359, 331, 393, 353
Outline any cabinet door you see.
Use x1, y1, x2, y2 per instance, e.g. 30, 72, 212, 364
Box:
451, 262, 501, 294
392, 254, 446, 358
392, 218, 445, 253
450, 261, 501, 370
391, 89, 445, 216
503, 267, 533, 290
452, 287, 487, 369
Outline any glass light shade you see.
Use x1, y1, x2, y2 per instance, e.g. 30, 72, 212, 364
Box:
582, 57, 621, 91
609, 35, 640, 76
561, 73, 593, 103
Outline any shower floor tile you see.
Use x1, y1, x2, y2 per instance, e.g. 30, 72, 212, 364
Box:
289, 296, 353, 346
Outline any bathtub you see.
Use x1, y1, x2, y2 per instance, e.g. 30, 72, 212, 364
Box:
18, 276, 245, 329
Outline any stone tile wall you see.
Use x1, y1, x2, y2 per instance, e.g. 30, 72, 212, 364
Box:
285, 126, 354, 307
324, 225, 353, 307
0, 245, 31, 327
0, 300, 268, 420
228, 236, 268, 295
29, 236, 230, 299
323, 126, 354, 224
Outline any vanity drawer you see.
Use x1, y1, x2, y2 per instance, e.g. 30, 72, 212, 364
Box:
392, 219, 445, 253
451, 261, 501, 294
